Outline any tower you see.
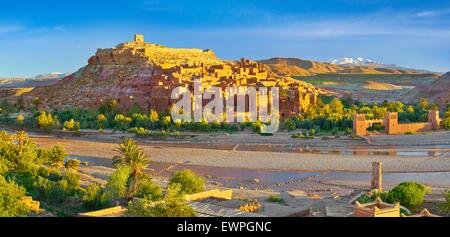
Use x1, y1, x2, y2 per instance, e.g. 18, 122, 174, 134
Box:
371, 161, 382, 191
384, 112, 398, 135
353, 114, 367, 136
134, 34, 144, 43
428, 110, 440, 130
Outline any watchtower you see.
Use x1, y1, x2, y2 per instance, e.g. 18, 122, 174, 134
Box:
134, 34, 144, 43
353, 114, 367, 136
428, 110, 440, 130
384, 112, 399, 135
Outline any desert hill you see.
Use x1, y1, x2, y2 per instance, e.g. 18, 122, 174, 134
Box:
362, 81, 405, 91
409, 72, 450, 107
259, 57, 437, 76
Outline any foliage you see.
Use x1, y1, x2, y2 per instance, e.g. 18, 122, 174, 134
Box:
135, 176, 163, 201
65, 159, 80, 170
438, 190, 450, 216
16, 113, 25, 125
47, 145, 67, 168
386, 182, 430, 208
169, 169, 205, 194
125, 183, 196, 217
112, 138, 150, 180
268, 194, 283, 203
63, 119, 80, 132
113, 114, 132, 131
37, 112, 57, 133
0, 176, 30, 217
105, 165, 131, 200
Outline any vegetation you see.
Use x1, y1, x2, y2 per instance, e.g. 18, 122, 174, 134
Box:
63, 119, 80, 132
357, 182, 430, 209
37, 112, 57, 133
169, 169, 205, 194
438, 190, 450, 216
268, 194, 283, 203
125, 183, 196, 217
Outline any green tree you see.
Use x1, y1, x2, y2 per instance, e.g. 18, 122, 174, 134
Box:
112, 139, 150, 194
386, 182, 430, 209
37, 112, 56, 133
169, 169, 205, 194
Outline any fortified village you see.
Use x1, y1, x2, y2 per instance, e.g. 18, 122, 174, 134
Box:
25, 34, 324, 119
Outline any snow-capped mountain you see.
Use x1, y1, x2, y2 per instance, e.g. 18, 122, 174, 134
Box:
328, 57, 382, 66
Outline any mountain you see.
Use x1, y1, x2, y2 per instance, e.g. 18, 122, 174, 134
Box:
23, 35, 323, 112
259, 57, 434, 76
0, 72, 69, 88
408, 72, 450, 107
328, 57, 436, 74
328, 57, 383, 66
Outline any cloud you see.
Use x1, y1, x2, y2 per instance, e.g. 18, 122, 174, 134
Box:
413, 8, 450, 18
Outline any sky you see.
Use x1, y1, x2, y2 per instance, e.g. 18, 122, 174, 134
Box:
0, 0, 450, 77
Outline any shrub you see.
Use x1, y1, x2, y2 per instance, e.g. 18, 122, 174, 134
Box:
16, 114, 24, 125
63, 119, 80, 131
0, 176, 30, 217
47, 145, 67, 168
65, 159, 81, 170
135, 177, 163, 201
105, 165, 131, 199
169, 169, 204, 194
114, 114, 132, 131
125, 183, 196, 217
96, 114, 108, 129
37, 112, 57, 133
268, 194, 283, 203
284, 119, 297, 131
82, 184, 111, 210
386, 182, 429, 208
438, 190, 450, 216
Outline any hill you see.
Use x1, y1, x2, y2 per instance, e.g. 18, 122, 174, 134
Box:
259, 57, 438, 77
23, 35, 323, 115
409, 72, 450, 107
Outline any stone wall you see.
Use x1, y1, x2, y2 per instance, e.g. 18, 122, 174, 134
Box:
353, 111, 441, 136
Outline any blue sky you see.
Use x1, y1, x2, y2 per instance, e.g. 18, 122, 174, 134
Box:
1, 0, 450, 77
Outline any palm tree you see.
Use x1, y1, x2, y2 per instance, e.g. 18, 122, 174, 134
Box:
113, 138, 150, 178
113, 138, 151, 195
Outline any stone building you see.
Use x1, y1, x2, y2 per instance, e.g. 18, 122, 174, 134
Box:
353, 110, 441, 136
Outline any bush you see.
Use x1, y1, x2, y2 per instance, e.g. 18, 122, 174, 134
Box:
47, 145, 67, 168
135, 177, 163, 201
268, 194, 283, 203
125, 183, 196, 217
386, 182, 429, 208
63, 119, 80, 131
65, 159, 80, 170
37, 112, 57, 133
82, 184, 112, 210
284, 119, 297, 131
0, 176, 30, 217
105, 165, 131, 199
169, 169, 204, 194
438, 190, 450, 216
